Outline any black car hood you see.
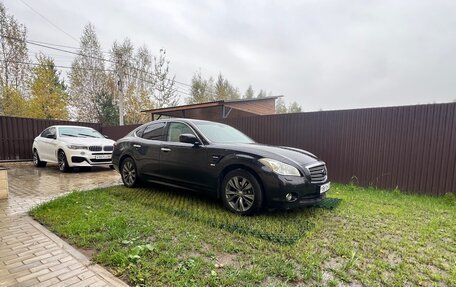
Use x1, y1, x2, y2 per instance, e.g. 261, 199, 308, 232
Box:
214, 143, 319, 167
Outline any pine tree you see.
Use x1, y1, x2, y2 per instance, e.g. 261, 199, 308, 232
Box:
188, 70, 213, 104
288, 101, 303, 113
257, 89, 267, 98
95, 90, 118, 126
214, 73, 240, 101
244, 85, 254, 99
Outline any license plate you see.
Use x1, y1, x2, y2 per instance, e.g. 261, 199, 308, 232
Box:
320, 182, 330, 194
95, 155, 111, 160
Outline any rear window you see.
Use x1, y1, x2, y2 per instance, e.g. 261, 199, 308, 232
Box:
142, 122, 165, 140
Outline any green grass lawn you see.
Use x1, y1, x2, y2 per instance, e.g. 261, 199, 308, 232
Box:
30, 184, 455, 287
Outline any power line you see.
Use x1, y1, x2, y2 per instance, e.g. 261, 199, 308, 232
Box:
0, 59, 192, 97
2, 34, 194, 91
26, 38, 111, 55
0, 59, 112, 72
19, 0, 79, 43
27, 39, 104, 53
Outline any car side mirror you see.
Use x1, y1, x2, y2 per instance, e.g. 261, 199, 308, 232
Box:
46, 134, 56, 139
179, 133, 201, 146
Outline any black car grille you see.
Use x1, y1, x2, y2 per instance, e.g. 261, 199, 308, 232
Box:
89, 146, 102, 152
307, 163, 327, 183
90, 158, 112, 163
103, 145, 113, 151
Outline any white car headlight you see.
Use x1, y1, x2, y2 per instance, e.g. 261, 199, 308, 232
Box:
67, 144, 88, 150
259, 158, 301, 176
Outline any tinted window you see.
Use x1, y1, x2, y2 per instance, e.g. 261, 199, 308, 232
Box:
41, 127, 56, 138
167, 122, 195, 142
194, 122, 254, 144
40, 128, 51, 138
135, 126, 146, 137
142, 122, 165, 140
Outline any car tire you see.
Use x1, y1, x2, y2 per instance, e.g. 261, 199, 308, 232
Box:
121, 157, 139, 188
221, 169, 263, 215
33, 150, 47, 167
58, 150, 71, 172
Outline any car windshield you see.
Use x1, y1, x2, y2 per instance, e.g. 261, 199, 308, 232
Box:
194, 122, 254, 144
58, 127, 104, 139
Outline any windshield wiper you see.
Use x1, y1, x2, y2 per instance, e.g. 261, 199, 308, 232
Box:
78, 133, 97, 138
61, 133, 77, 137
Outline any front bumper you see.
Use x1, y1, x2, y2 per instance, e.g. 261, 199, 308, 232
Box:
63, 148, 113, 167
261, 172, 330, 209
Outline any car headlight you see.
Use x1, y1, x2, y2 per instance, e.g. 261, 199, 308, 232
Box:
259, 158, 301, 176
67, 144, 88, 150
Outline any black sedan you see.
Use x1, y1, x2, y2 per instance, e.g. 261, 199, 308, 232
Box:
112, 119, 330, 215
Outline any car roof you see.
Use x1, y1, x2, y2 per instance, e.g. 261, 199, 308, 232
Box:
149, 118, 220, 125
49, 125, 97, 129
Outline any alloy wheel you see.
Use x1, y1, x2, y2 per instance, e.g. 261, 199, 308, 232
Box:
225, 176, 255, 212
122, 160, 136, 186
33, 151, 38, 166
58, 152, 66, 171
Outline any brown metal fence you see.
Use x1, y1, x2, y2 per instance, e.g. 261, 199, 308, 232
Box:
102, 124, 140, 141
1, 102, 455, 195
222, 103, 456, 195
0, 116, 101, 161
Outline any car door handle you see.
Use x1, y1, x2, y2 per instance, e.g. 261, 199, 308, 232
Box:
161, 147, 171, 152
133, 144, 141, 148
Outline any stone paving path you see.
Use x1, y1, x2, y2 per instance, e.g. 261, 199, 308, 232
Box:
0, 163, 127, 287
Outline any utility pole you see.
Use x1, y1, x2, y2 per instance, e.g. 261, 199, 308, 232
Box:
117, 59, 124, 126
118, 77, 124, 126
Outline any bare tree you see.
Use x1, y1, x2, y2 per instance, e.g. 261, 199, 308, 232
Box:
69, 23, 107, 122
0, 2, 29, 93
125, 44, 155, 123
110, 38, 135, 124
275, 98, 287, 114
152, 49, 177, 108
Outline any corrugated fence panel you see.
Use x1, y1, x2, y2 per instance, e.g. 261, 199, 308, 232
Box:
0, 116, 101, 161
223, 103, 456, 195
1, 102, 455, 195
102, 124, 141, 141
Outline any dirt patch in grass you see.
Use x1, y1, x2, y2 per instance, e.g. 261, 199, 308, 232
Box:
215, 252, 237, 268
78, 247, 95, 259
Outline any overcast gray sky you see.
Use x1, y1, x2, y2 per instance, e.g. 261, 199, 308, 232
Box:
3, 0, 456, 111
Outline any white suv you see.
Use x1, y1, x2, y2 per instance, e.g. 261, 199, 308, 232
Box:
32, 125, 115, 172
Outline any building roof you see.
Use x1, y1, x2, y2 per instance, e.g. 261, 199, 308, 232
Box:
141, 96, 282, 114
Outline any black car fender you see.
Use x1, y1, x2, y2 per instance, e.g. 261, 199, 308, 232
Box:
215, 153, 267, 199
115, 144, 136, 170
